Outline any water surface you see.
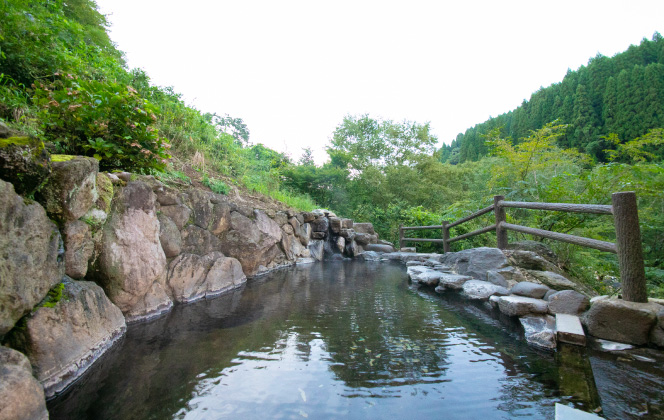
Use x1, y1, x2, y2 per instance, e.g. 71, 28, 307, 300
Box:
48, 261, 663, 419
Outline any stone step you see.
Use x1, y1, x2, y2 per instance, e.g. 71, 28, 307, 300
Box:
556, 313, 586, 346
555, 403, 601, 419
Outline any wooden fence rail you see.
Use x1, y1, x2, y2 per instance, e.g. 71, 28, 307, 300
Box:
398, 192, 647, 303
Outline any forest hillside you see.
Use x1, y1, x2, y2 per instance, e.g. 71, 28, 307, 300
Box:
440, 33, 664, 164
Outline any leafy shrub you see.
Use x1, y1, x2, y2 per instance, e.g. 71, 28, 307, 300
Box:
202, 174, 229, 195
32, 76, 170, 172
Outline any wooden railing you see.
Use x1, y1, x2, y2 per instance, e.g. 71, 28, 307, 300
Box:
399, 192, 647, 303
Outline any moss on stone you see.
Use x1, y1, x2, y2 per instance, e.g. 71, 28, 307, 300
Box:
40, 282, 65, 308
0, 136, 38, 148
0, 136, 51, 195
50, 154, 76, 162
0, 137, 46, 160
95, 173, 114, 214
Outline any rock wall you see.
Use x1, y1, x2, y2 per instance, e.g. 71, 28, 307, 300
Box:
0, 141, 392, 414
386, 246, 664, 350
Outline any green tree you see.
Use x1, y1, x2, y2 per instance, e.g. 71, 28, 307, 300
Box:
571, 84, 599, 149
329, 115, 438, 171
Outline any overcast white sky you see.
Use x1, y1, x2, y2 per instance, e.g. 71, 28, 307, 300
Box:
95, 0, 664, 164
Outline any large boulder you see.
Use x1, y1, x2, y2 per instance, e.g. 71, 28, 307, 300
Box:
0, 180, 64, 337
181, 225, 223, 255
650, 308, 664, 347
0, 136, 51, 196
526, 270, 582, 292
354, 223, 375, 235
506, 240, 558, 265
308, 240, 324, 261
153, 184, 182, 206
218, 210, 283, 276
583, 299, 659, 345
209, 200, 231, 235
354, 233, 373, 246
344, 239, 360, 257
329, 217, 341, 233
158, 213, 182, 258
547, 290, 590, 315
442, 247, 508, 281
80, 172, 114, 228
188, 189, 213, 229
280, 229, 305, 261
310, 217, 329, 233
159, 204, 191, 231
94, 181, 172, 322
504, 250, 561, 273
520, 315, 557, 349
36, 155, 98, 225
166, 252, 246, 303
364, 243, 396, 253
299, 223, 312, 246
5, 280, 126, 398
0, 346, 48, 420
63, 220, 94, 279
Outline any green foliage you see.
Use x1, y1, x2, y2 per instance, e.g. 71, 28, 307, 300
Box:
0, 0, 125, 85
32, 76, 170, 172
155, 168, 191, 185
330, 114, 438, 171
605, 129, 664, 163
445, 33, 664, 164
201, 174, 229, 195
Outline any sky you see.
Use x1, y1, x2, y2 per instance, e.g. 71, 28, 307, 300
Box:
95, 0, 664, 164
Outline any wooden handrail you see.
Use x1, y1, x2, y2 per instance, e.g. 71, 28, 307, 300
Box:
500, 222, 617, 253
500, 201, 613, 214
447, 205, 494, 228
398, 192, 647, 302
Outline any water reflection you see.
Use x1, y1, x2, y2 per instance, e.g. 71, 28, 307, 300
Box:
47, 261, 656, 419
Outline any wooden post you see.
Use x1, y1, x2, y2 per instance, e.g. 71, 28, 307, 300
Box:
612, 191, 647, 302
494, 195, 508, 249
442, 221, 450, 253
399, 224, 404, 250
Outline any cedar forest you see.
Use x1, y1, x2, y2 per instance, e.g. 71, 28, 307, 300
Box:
1, 1, 663, 296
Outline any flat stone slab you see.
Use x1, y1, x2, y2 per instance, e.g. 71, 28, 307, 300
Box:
555, 403, 601, 420
556, 313, 586, 346
437, 273, 473, 290
496, 295, 549, 317
407, 266, 442, 286
461, 280, 509, 300
385, 252, 443, 262
511, 281, 550, 299
593, 338, 634, 352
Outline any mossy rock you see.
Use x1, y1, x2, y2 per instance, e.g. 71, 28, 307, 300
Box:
0, 136, 52, 195
95, 172, 114, 214
35, 156, 99, 225
50, 154, 77, 163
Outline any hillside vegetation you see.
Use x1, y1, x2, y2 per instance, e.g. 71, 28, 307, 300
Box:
0, 0, 317, 210
1, 1, 663, 297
